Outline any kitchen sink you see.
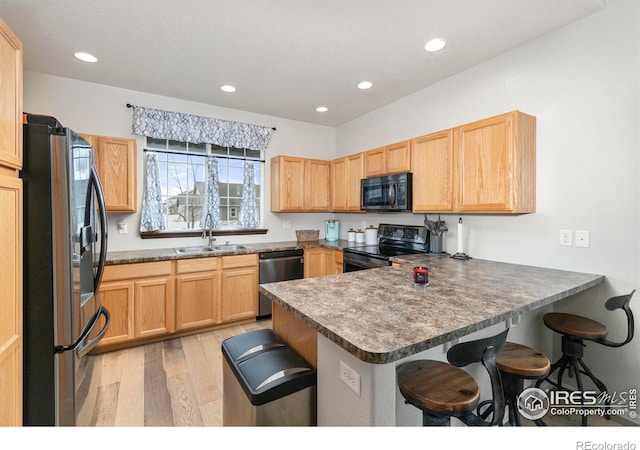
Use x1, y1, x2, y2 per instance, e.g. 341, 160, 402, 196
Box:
174, 244, 249, 254
211, 244, 249, 251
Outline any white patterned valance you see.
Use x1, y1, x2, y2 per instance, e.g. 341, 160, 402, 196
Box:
131, 105, 274, 151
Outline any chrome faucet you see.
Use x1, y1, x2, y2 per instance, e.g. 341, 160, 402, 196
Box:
202, 212, 216, 246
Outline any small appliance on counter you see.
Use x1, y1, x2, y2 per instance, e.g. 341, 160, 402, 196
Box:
325, 220, 340, 241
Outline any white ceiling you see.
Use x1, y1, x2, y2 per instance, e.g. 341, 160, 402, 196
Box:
1, 0, 609, 127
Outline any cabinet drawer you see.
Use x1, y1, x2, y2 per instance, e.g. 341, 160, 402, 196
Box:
102, 261, 172, 282
176, 257, 220, 274
221, 253, 257, 269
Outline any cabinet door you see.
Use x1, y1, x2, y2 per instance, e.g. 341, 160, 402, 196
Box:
175, 271, 220, 331
364, 147, 386, 177
220, 266, 258, 323
330, 157, 347, 212
304, 248, 325, 278
345, 153, 364, 211
0, 18, 22, 169
457, 113, 514, 212
411, 130, 455, 212
304, 159, 330, 211
97, 280, 135, 346
271, 156, 305, 212
135, 276, 174, 338
334, 250, 343, 274
385, 140, 411, 174
96, 137, 137, 212
0, 174, 22, 426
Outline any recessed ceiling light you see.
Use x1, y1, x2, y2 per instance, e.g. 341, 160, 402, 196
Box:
316, 106, 328, 113
357, 81, 373, 90
424, 38, 446, 52
220, 85, 236, 92
74, 52, 97, 63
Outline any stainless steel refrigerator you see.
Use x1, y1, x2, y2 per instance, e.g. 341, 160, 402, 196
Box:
22, 117, 110, 426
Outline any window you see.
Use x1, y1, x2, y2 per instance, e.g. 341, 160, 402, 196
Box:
145, 138, 263, 232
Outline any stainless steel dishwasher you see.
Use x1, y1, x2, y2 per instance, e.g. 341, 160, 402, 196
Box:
258, 249, 304, 318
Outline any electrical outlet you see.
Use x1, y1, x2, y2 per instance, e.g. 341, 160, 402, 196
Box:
340, 360, 360, 396
117, 220, 128, 234
282, 220, 291, 228
575, 230, 590, 248
560, 229, 572, 246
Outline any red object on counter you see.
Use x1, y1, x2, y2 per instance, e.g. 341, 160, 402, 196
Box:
413, 266, 428, 284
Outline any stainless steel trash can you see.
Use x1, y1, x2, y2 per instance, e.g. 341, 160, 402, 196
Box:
222, 329, 317, 426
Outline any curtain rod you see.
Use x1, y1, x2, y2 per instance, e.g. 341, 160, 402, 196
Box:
142, 147, 265, 163
126, 103, 276, 131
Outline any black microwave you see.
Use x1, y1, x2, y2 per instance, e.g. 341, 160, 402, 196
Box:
361, 173, 412, 211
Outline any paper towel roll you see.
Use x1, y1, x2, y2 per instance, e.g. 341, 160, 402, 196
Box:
365, 227, 378, 245
457, 219, 464, 254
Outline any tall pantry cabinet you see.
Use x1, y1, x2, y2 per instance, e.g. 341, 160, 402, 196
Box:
0, 16, 23, 426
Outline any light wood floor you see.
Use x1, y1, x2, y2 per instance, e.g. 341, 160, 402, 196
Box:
92, 319, 272, 426
90, 319, 630, 427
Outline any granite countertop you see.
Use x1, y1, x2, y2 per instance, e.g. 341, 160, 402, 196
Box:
105, 239, 350, 264
259, 255, 605, 364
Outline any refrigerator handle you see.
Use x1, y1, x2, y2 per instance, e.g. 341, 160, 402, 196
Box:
75, 307, 111, 358
90, 165, 108, 291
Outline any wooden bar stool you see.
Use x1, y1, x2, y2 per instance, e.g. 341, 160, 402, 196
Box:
477, 342, 550, 425
536, 290, 635, 426
396, 329, 508, 426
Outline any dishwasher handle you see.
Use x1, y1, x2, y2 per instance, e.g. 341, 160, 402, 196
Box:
259, 255, 304, 264
258, 249, 304, 260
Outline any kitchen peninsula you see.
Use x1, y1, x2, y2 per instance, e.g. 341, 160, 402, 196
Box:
259, 255, 604, 426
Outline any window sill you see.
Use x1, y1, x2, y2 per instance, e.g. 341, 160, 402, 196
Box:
140, 228, 268, 239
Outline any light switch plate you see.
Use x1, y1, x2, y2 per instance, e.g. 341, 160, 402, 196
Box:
575, 230, 590, 248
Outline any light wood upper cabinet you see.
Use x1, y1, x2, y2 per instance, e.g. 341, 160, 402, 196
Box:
271, 155, 330, 212
270, 156, 305, 211
456, 111, 536, 213
364, 140, 411, 177
331, 152, 364, 212
0, 17, 22, 170
411, 129, 455, 212
304, 158, 331, 211
81, 134, 137, 212
412, 111, 536, 214
0, 16, 22, 427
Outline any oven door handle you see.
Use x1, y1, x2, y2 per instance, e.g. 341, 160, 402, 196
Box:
343, 257, 390, 269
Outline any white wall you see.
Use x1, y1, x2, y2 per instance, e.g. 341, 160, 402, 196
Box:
23, 72, 337, 250
336, 0, 639, 418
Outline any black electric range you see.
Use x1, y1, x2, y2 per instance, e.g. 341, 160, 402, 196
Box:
342, 224, 429, 272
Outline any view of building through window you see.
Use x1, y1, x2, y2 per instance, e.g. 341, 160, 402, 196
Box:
146, 138, 263, 230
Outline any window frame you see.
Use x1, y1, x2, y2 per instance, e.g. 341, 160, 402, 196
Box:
140, 138, 268, 239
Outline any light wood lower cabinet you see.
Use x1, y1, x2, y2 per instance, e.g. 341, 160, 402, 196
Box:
97, 261, 174, 348
220, 254, 258, 322
175, 257, 220, 331
96, 255, 258, 351
304, 248, 342, 278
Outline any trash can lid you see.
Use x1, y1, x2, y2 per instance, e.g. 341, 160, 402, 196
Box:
221, 329, 286, 363
232, 347, 316, 406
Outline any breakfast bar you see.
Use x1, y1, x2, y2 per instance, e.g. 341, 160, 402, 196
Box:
259, 256, 605, 426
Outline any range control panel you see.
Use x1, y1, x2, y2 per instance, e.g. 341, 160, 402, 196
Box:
379, 224, 428, 244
